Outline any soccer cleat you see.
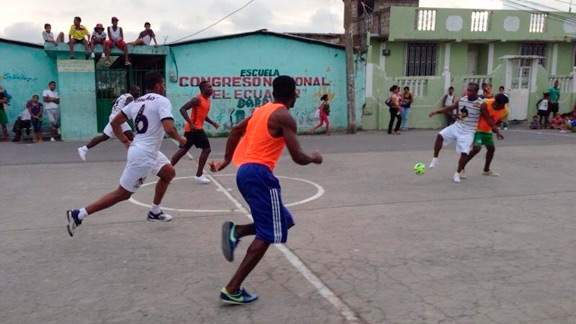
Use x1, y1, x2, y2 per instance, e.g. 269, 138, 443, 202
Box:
452, 172, 461, 183
194, 175, 211, 184
482, 170, 500, 177
220, 287, 259, 305
77, 147, 88, 161
429, 158, 438, 169
147, 211, 173, 222
66, 209, 82, 237
459, 170, 467, 179
222, 221, 239, 262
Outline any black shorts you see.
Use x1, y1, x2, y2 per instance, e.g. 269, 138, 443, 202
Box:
549, 103, 559, 113
184, 130, 210, 150
537, 110, 548, 117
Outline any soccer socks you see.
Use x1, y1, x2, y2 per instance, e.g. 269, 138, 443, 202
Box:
429, 158, 438, 168
78, 208, 88, 220
151, 204, 161, 214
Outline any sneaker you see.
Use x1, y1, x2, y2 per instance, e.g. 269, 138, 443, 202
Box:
453, 172, 461, 183
429, 158, 438, 169
194, 175, 211, 184
147, 211, 174, 222
77, 147, 88, 161
222, 221, 239, 262
50, 137, 56, 142
482, 170, 500, 177
66, 209, 82, 237
459, 170, 467, 179
220, 287, 259, 305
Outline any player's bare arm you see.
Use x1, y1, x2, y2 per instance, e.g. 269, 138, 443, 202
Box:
480, 102, 503, 138
273, 109, 322, 166
179, 98, 199, 128
162, 119, 187, 146
430, 102, 458, 117
210, 116, 252, 172
205, 116, 219, 129
111, 112, 131, 148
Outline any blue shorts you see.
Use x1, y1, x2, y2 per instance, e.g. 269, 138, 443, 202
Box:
237, 163, 294, 244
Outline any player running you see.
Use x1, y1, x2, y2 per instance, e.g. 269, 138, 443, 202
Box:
461, 93, 508, 177
210, 76, 323, 305
77, 86, 140, 161
170, 81, 219, 184
428, 83, 501, 183
66, 72, 187, 237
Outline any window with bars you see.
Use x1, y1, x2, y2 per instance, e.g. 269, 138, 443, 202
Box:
471, 11, 490, 32
529, 13, 547, 33
521, 43, 546, 66
406, 43, 437, 76
415, 9, 436, 31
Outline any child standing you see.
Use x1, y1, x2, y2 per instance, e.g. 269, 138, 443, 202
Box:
27, 95, 44, 142
536, 93, 549, 129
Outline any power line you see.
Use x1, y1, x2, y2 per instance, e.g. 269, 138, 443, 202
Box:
169, 0, 256, 44
502, 0, 575, 25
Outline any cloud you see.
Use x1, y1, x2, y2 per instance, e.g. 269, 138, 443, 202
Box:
2, 22, 43, 44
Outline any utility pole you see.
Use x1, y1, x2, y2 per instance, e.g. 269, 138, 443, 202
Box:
344, 0, 357, 134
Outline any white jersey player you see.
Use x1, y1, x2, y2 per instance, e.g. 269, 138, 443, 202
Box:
77, 86, 140, 161
67, 72, 187, 237
428, 82, 501, 183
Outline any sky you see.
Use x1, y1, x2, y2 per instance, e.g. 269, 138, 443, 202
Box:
0, 0, 572, 44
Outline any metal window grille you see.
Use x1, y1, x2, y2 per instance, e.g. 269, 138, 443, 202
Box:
415, 9, 436, 31
521, 43, 546, 66
471, 11, 490, 32
529, 13, 546, 33
406, 43, 437, 76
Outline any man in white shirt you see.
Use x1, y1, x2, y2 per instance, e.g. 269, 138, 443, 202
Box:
77, 86, 140, 161
42, 81, 61, 141
105, 17, 130, 66
66, 72, 187, 237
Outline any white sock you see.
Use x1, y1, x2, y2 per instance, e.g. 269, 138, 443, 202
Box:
81, 146, 88, 151
430, 157, 438, 167
78, 208, 88, 220
151, 204, 161, 214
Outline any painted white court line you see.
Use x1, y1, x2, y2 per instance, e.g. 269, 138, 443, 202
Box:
509, 129, 576, 138
172, 140, 362, 324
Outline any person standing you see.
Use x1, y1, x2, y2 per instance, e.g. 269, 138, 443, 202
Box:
548, 80, 560, 127
536, 93, 549, 129
387, 85, 402, 135
105, 17, 130, 66
27, 95, 44, 143
170, 81, 218, 184
400, 86, 413, 131
210, 75, 322, 305
0, 87, 9, 141
77, 86, 140, 160
309, 94, 330, 135
66, 72, 187, 237
441, 87, 456, 126
43, 81, 61, 141
68, 16, 90, 60
460, 94, 508, 177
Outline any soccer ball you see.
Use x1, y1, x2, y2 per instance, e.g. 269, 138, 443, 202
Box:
414, 163, 426, 175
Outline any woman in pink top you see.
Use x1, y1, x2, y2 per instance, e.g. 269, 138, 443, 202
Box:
309, 94, 330, 135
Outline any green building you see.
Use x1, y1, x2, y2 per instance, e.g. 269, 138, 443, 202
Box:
358, 4, 576, 129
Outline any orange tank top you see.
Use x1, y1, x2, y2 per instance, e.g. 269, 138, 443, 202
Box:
477, 99, 509, 133
233, 102, 287, 171
185, 94, 210, 131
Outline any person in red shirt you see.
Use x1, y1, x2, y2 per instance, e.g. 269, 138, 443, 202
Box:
171, 81, 219, 184
210, 76, 322, 305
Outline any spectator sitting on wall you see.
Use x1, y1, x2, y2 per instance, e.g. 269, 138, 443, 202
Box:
530, 115, 540, 130
105, 17, 130, 66
12, 107, 32, 143
441, 87, 456, 126
550, 113, 564, 130
27, 95, 44, 143
90, 24, 107, 59
68, 16, 91, 60
43, 23, 65, 45
43, 81, 61, 141
132, 22, 158, 47
0, 86, 9, 141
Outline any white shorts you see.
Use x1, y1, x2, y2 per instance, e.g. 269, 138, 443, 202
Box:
439, 124, 474, 154
119, 147, 171, 193
46, 108, 60, 127
103, 122, 132, 138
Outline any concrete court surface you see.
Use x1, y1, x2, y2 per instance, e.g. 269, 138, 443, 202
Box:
0, 128, 575, 324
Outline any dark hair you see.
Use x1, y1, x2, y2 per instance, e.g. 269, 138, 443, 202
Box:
499, 85, 505, 89
543, 92, 550, 97
272, 76, 296, 101
75, 16, 81, 22
449, 86, 454, 90
481, 82, 487, 87
495, 93, 509, 104
389, 85, 398, 92
144, 71, 164, 90
32, 94, 39, 99
44, 23, 51, 28
144, 22, 151, 26
199, 80, 210, 91
403, 86, 410, 91
467, 82, 480, 92
49, 81, 56, 85
320, 94, 328, 101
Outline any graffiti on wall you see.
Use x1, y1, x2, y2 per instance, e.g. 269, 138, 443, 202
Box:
0, 72, 39, 83
177, 69, 335, 132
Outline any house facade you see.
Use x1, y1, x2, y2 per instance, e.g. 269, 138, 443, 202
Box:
360, 5, 576, 129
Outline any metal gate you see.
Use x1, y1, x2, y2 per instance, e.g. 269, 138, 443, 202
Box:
95, 56, 165, 131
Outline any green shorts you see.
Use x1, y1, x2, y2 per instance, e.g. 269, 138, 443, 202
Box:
0, 109, 8, 125
474, 132, 494, 146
